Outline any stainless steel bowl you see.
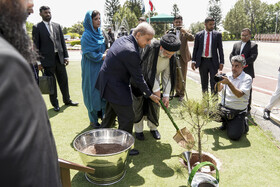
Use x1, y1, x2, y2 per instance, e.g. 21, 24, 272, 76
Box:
73, 129, 134, 185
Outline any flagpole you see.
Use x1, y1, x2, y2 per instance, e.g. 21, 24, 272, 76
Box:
149, 11, 150, 24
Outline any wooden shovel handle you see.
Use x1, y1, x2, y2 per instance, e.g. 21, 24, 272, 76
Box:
159, 100, 180, 131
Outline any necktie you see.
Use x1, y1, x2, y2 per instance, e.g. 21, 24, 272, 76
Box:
205, 32, 210, 57
48, 22, 53, 38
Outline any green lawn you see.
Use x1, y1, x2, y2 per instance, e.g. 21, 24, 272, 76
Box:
43, 60, 280, 187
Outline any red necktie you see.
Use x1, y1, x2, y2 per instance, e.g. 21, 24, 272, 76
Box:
205, 32, 210, 57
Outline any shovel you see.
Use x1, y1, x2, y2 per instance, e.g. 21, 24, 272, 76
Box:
159, 100, 194, 149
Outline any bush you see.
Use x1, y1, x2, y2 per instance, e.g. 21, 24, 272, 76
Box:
222, 31, 236, 41
66, 32, 80, 39
70, 40, 81, 46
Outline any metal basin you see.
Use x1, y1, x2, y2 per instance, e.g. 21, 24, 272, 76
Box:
74, 129, 134, 185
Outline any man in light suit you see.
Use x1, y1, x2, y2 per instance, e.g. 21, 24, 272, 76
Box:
32, 6, 78, 112
95, 22, 160, 156
192, 17, 224, 94
168, 15, 194, 101
230, 28, 258, 115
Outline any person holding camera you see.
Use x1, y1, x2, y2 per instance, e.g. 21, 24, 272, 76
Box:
215, 55, 252, 140
168, 15, 194, 101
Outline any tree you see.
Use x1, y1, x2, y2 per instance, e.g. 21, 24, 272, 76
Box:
113, 5, 138, 34
126, 0, 142, 19
223, 0, 249, 38
189, 21, 204, 35
179, 94, 219, 163
104, 0, 121, 31
207, 0, 222, 30
69, 21, 84, 36
171, 4, 180, 16
25, 21, 33, 37
62, 27, 69, 35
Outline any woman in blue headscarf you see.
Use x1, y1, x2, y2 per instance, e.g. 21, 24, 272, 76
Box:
81, 10, 107, 128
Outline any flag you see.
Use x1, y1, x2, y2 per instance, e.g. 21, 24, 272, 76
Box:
141, 0, 145, 14
149, 0, 154, 11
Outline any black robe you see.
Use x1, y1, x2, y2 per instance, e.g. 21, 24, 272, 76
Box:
131, 40, 176, 126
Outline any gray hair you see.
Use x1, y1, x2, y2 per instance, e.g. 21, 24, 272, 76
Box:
231, 55, 246, 66
132, 22, 155, 36
242, 28, 251, 35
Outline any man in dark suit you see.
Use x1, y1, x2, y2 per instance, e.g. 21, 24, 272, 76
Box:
0, 0, 61, 186
230, 28, 258, 114
191, 17, 224, 94
32, 6, 78, 112
96, 22, 160, 155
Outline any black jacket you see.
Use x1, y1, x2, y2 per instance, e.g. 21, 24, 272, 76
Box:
230, 40, 258, 78
32, 21, 68, 67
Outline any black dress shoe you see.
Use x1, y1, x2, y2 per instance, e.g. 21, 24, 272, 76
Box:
263, 109, 271, 120
129, 149, 139, 156
53, 106, 60, 112
65, 101, 79, 106
150, 130, 161, 140
135, 132, 145, 140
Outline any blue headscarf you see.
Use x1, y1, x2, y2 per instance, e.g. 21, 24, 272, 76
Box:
81, 10, 104, 54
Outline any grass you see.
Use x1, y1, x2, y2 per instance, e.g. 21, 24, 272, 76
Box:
43, 60, 280, 187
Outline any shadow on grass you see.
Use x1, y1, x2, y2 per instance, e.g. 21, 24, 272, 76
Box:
204, 127, 251, 151
48, 105, 69, 118
70, 130, 175, 186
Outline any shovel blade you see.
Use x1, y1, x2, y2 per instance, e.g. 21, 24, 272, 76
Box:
173, 127, 195, 150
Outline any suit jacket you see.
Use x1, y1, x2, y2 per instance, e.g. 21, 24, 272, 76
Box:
95, 35, 152, 105
192, 30, 224, 70
230, 40, 258, 78
0, 36, 61, 187
32, 21, 68, 67
179, 28, 195, 63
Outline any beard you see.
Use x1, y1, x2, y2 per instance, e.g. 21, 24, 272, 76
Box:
0, 0, 37, 64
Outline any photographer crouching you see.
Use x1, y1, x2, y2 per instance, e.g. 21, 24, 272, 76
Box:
215, 55, 252, 140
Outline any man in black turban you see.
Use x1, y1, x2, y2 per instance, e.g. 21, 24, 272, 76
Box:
131, 33, 181, 140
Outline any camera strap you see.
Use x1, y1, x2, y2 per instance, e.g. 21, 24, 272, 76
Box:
222, 85, 226, 107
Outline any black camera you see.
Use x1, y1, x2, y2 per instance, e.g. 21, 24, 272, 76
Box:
214, 73, 226, 82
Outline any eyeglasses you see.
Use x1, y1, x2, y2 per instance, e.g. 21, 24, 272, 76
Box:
241, 35, 249, 37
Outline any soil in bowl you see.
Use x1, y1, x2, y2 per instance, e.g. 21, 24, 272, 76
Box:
82, 143, 126, 155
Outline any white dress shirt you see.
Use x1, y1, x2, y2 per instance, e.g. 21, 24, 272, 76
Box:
202, 30, 212, 58
221, 71, 252, 110
240, 42, 247, 54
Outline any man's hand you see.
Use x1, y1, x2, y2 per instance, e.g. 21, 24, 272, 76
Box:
38, 64, 43, 70
162, 96, 169, 108
191, 63, 196, 71
149, 94, 160, 104
64, 59, 69, 66
219, 63, 224, 71
219, 76, 230, 85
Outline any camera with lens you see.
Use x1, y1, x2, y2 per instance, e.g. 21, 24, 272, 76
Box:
214, 73, 226, 82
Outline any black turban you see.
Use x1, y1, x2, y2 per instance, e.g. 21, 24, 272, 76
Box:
160, 33, 181, 52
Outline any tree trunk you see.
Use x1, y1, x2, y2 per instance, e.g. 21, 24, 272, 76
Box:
198, 126, 202, 163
